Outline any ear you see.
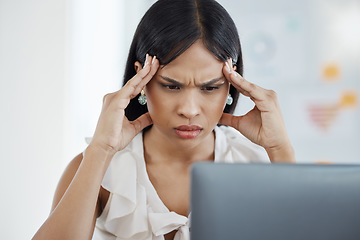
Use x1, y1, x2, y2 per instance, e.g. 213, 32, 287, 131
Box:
134, 61, 143, 73
233, 65, 237, 72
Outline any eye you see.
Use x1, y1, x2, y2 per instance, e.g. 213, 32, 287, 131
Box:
201, 86, 219, 92
161, 84, 181, 90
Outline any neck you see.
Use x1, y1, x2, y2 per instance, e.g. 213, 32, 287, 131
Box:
143, 126, 215, 166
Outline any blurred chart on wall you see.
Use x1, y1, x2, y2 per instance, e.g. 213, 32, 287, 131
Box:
219, 0, 360, 163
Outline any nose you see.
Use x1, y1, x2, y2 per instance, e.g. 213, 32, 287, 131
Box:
177, 90, 201, 120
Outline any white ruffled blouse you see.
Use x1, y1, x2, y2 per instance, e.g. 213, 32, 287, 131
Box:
91, 126, 270, 240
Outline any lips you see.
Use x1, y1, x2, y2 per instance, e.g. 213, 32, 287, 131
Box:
174, 125, 202, 139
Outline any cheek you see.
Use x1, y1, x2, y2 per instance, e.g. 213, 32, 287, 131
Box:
146, 96, 161, 115
211, 95, 227, 111
203, 89, 229, 117
215, 85, 230, 108
145, 86, 168, 117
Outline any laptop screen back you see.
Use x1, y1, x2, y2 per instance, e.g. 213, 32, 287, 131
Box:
190, 163, 360, 240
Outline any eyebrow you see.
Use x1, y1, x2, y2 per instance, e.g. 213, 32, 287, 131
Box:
159, 75, 225, 87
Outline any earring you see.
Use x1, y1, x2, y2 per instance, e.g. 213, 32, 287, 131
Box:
226, 94, 233, 105
138, 90, 147, 105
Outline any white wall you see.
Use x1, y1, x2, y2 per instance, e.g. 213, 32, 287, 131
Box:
0, 0, 154, 239
0, 0, 67, 239
64, 0, 156, 163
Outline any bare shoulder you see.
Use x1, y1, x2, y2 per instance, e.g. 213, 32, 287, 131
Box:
50, 153, 110, 216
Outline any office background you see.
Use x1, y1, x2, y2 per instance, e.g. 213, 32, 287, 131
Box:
0, 0, 359, 239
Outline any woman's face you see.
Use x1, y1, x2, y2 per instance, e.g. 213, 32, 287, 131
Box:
142, 41, 230, 147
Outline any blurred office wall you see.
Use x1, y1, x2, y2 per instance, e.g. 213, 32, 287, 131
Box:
0, 0, 67, 239
0, 0, 359, 239
218, 0, 360, 163
0, 0, 153, 239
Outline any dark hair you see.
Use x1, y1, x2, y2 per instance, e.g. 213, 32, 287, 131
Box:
123, 0, 243, 121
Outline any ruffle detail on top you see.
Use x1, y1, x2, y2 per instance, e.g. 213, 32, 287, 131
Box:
93, 133, 191, 240
94, 134, 151, 239
214, 126, 270, 163
148, 211, 190, 239
92, 126, 269, 240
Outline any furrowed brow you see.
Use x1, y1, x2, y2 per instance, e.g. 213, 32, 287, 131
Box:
159, 75, 225, 87
198, 77, 225, 87
159, 76, 184, 86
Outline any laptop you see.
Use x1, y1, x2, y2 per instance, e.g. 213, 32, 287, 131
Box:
190, 163, 360, 240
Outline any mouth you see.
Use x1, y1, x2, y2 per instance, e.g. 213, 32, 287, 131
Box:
174, 125, 203, 139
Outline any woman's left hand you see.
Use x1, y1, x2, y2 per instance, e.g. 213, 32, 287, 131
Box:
219, 59, 295, 163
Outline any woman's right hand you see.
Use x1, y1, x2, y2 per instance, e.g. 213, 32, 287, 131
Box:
89, 54, 159, 154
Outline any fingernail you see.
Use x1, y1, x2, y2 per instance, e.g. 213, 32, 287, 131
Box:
144, 53, 149, 68
225, 61, 231, 73
151, 55, 157, 65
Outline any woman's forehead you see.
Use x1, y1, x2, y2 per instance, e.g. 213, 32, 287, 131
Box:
155, 41, 224, 83
155, 64, 224, 85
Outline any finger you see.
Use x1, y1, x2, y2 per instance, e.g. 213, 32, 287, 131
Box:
131, 112, 153, 134
134, 56, 160, 94
218, 113, 238, 128
229, 72, 265, 100
224, 58, 268, 100
122, 55, 152, 95
126, 55, 152, 87
122, 55, 159, 99
222, 60, 251, 97
103, 56, 159, 111
120, 67, 151, 99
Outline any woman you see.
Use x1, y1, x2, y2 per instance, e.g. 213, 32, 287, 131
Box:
33, 0, 295, 239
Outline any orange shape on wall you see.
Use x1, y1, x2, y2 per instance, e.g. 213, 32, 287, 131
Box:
322, 63, 340, 82
339, 90, 358, 109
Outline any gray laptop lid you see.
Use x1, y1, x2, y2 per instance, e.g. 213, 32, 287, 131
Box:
190, 163, 360, 240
